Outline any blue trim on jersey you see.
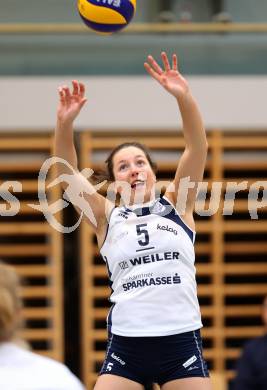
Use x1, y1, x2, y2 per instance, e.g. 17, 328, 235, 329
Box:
131, 206, 152, 217
102, 255, 114, 298
160, 197, 195, 243
129, 197, 195, 243
107, 303, 115, 333
99, 206, 116, 251
103, 256, 115, 331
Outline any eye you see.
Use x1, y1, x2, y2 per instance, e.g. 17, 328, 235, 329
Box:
118, 163, 128, 171
137, 160, 145, 166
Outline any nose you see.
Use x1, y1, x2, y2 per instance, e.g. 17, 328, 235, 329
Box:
129, 163, 141, 177
130, 169, 139, 178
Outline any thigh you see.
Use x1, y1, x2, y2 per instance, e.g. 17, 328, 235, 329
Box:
161, 377, 213, 390
94, 374, 144, 390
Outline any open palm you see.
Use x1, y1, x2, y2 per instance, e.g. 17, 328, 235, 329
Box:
144, 52, 189, 98
57, 80, 87, 124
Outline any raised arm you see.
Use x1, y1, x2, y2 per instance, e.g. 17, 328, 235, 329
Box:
55, 80, 87, 171
144, 52, 208, 228
54, 80, 111, 236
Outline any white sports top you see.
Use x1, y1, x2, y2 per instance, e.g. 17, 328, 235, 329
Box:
0, 342, 85, 390
100, 196, 202, 337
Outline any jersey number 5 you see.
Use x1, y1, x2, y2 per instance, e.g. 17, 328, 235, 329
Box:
136, 223, 149, 246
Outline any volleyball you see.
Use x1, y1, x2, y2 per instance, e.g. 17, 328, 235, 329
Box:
77, 0, 136, 34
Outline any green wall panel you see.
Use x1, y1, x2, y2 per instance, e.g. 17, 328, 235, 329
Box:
1, 33, 267, 75
1, 0, 267, 76
0, 0, 157, 23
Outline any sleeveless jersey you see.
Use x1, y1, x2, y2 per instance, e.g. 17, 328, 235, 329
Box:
100, 196, 202, 337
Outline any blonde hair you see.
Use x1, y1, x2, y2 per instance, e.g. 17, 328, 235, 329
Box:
0, 262, 22, 341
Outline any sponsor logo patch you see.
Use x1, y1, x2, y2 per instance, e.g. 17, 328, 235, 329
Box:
111, 352, 126, 366
157, 223, 178, 236
182, 355, 197, 369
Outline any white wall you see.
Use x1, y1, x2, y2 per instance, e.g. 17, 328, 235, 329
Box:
1, 76, 267, 132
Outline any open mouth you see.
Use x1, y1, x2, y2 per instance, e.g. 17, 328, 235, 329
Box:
131, 180, 145, 189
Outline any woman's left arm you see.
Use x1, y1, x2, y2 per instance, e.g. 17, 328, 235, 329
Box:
144, 52, 208, 224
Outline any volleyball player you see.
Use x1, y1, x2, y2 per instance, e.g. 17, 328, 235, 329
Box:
55, 52, 212, 390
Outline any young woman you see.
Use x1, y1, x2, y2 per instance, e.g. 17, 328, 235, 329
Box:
55, 52, 211, 390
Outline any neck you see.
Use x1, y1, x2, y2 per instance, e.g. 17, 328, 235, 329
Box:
128, 192, 156, 206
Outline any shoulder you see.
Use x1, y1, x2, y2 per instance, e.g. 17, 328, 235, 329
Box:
31, 354, 85, 389
239, 336, 266, 364
0, 343, 84, 390
6, 346, 84, 389
96, 203, 119, 249
162, 194, 196, 233
0, 344, 85, 389
244, 335, 266, 351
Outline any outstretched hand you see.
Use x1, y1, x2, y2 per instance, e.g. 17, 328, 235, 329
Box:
144, 52, 189, 99
57, 80, 87, 125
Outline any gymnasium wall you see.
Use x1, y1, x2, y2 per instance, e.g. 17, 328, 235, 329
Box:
1, 76, 267, 131
225, 0, 267, 22
2, 1, 267, 76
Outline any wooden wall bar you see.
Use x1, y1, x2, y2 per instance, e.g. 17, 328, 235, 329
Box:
0, 134, 64, 361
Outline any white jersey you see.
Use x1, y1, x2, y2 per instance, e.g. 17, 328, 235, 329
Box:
100, 196, 202, 337
0, 342, 85, 390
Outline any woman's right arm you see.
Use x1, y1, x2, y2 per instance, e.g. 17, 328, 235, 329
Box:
54, 80, 111, 235
55, 80, 86, 175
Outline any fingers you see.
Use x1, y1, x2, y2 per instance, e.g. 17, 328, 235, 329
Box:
144, 62, 161, 83
79, 97, 87, 110
58, 87, 65, 105
57, 85, 71, 106
145, 52, 179, 80
161, 52, 171, 72
144, 54, 164, 82
72, 80, 79, 95
162, 52, 179, 72
79, 82, 85, 98
58, 81, 86, 104
147, 55, 163, 75
172, 53, 178, 71
63, 86, 71, 106
72, 80, 86, 98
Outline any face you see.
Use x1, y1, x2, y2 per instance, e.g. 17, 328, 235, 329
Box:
112, 146, 156, 205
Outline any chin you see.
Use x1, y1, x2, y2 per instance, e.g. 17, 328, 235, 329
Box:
131, 191, 152, 205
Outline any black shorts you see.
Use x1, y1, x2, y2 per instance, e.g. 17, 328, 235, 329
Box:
99, 329, 209, 387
